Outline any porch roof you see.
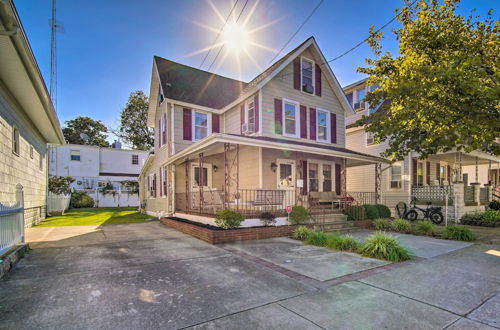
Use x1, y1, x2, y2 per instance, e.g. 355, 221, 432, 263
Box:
166, 133, 390, 167
424, 150, 500, 166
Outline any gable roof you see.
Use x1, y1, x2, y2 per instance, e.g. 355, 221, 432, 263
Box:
154, 56, 246, 110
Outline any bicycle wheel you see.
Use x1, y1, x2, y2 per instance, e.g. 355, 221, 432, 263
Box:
405, 210, 418, 221
430, 211, 444, 224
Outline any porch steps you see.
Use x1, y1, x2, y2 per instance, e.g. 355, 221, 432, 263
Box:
310, 214, 360, 233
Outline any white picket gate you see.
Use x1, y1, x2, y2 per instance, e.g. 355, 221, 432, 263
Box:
47, 193, 71, 215
0, 184, 25, 256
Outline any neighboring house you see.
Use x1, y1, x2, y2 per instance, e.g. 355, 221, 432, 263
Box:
139, 36, 388, 224
0, 0, 64, 227
344, 79, 500, 219
49, 143, 149, 207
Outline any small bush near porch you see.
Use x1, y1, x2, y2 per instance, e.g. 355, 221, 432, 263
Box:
460, 210, 500, 227
36, 207, 153, 227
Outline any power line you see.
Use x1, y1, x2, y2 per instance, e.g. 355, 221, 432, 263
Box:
207, 0, 249, 72
199, 0, 240, 69
267, 0, 324, 65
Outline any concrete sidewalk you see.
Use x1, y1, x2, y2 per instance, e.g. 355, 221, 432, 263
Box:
1, 222, 498, 329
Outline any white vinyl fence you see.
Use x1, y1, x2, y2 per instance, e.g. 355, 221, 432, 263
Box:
47, 193, 71, 215
0, 184, 25, 256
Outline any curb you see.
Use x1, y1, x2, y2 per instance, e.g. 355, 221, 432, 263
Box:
0, 244, 30, 280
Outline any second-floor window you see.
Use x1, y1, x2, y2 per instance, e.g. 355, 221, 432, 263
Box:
132, 154, 139, 165
12, 127, 20, 156
317, 110, 329, 142
70, 150, 81, 161
366, 132, 375, 146
283, 100, 299, 138
390, 162, 402, 189
301, 57, 314, 94
193, 112, 208, 141
246, 100, 255, 132
354, 88, 366, 111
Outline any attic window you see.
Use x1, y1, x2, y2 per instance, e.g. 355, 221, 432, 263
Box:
158, 86, 164, 105
301, 57, 314, 94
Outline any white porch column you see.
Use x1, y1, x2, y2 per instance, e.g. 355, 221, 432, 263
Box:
471, 182, 481, 205
452, 182, 464, 222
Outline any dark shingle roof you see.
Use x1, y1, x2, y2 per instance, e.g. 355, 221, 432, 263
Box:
154, 56, 246, 109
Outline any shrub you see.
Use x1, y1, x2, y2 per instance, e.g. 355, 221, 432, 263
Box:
415, 220, 436, 235
214, 209, 244, 229
293, 226, 312, 240
375, 204, 391, 218
373, 218, 391, 230
48, 176, 75, 195
391, 218, 412, 233
344, 205, 366, 220
259, 212, 277, 226
363, 205, 380, 219
460, 210, 500, 227
304, 231, 328, 246
289, 205, 309, 225
443, 225, 475, 241
360, 231, 412, 262
70, 191, 94, 208
326, 234, 361, 251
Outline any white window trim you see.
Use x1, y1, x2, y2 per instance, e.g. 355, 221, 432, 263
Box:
316, 108, 331, 143
159, 112, 167, 149
12, 126, 20, 156
245, 99, 256, 134
276, 158, 296, 190
388, 161, 403, 190
190, 163, 213, 190
282, 98, 300, 138
366, 131, 377, 147
307, 159, 336, 193
300, 56, 315, 95
192, 111, 212, 142
162, 166, 168, 198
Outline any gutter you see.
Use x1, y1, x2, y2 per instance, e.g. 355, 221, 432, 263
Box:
0, 25, 16, 35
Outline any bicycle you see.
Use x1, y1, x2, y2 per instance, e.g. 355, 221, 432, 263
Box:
398, 197, 444, 224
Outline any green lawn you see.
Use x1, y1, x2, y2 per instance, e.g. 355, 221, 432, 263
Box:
37, 207, 154, 227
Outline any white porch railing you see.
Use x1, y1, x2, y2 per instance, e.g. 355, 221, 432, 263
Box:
0, 184, 25, 256
411, 185, 454, 205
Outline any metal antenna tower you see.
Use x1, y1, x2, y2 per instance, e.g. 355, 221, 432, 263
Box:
50, 0, 63, 110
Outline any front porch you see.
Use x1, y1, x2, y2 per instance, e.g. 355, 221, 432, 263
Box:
165, 134, 388, 223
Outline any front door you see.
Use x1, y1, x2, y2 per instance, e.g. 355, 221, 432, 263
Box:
277, 159, 295, 190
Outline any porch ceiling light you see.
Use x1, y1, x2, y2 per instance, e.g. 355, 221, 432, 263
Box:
271, 162, 278, 172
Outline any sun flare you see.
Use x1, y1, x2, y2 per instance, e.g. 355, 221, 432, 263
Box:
223, 24, 250, 53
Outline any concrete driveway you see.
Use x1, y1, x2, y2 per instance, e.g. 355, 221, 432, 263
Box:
1, 222, 499, 329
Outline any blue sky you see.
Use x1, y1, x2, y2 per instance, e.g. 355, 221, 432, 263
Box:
16, 0, 497, 136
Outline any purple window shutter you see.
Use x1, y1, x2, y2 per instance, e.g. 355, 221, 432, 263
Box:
300, 105, 307, 139
164, 168, 168, 196
335, 163, 341, 195
412, 159, 418, 186
163, 113, 167, 145
212, 114, 220, 133
309, 108, 316, 140
159, 170, 162, 196
293, 58, 300, 90
331, 113, 337, 144
153, 173, 157, 197
254, 95, 259, 133
426, 161, 431, 185
274, 99, 283, 135
436, 163, 440, 181
158, 120, 161, 147
302, 160, 308, 195
183, 108, 192, 140
315, 64, 322, 96
240, 104, 245, 134
147, 176, 150, 196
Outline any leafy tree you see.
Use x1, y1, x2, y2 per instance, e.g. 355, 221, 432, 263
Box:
357, 0, 499, 161
62, 116, 110, 147
48, 176, 75, 195
117, 91, 154, 150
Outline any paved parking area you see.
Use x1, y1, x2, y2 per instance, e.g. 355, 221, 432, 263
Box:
1, 222, 498, 329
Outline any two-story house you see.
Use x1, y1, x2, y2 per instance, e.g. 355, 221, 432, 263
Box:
344, 79, 500, 219
139, 37, 388, 223
49, 143, 149, 207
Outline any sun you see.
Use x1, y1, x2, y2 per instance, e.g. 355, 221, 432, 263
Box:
223, 24, 250, 53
